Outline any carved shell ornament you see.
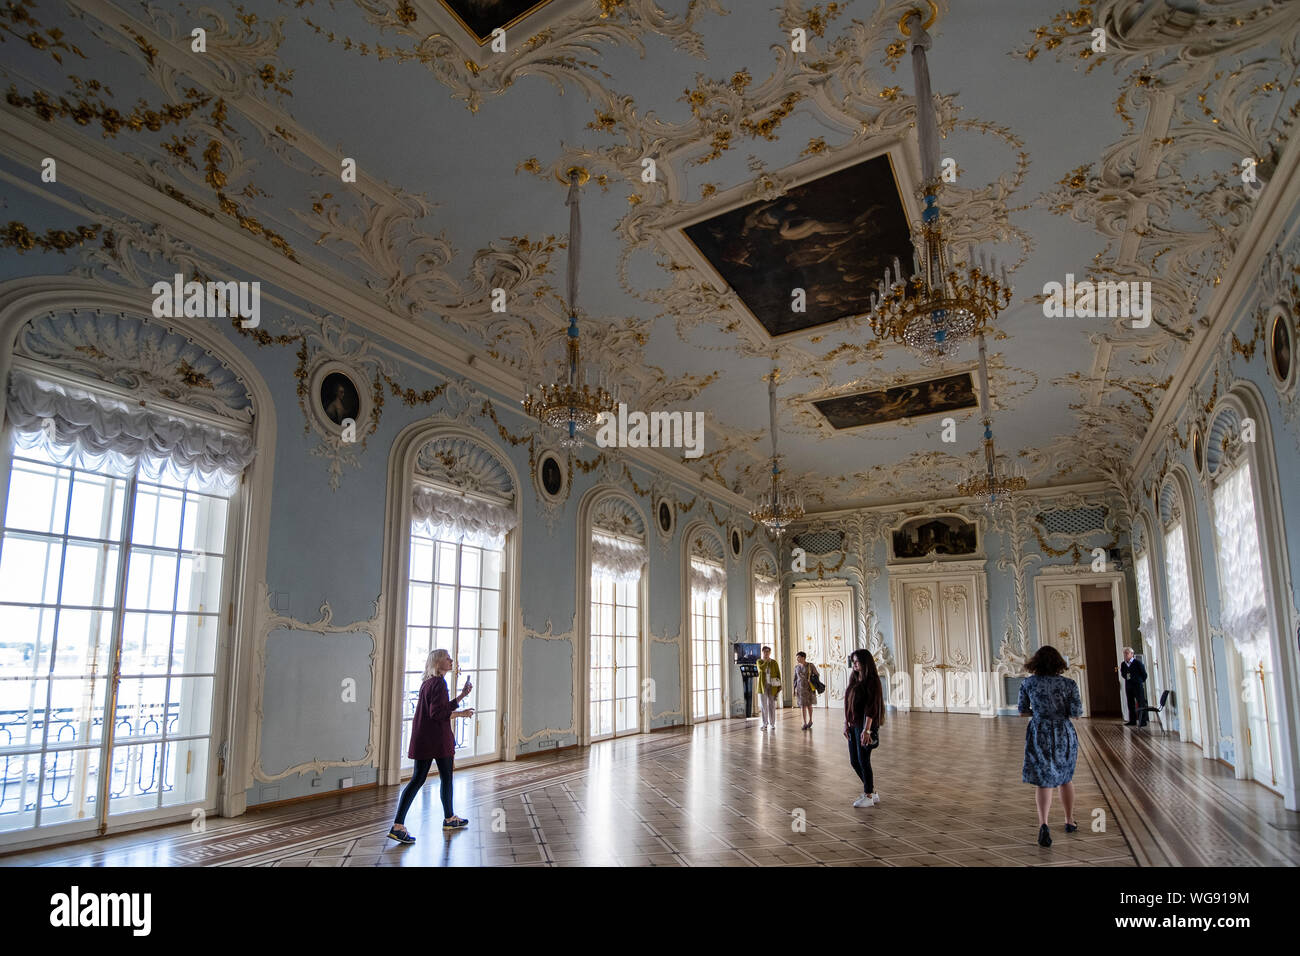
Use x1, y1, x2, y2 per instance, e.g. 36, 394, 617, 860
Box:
415, 435, 516, 501
16, 310, 253, 423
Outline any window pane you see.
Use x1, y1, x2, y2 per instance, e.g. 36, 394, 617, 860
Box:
67, 471, 126, 541
50, 608, 113, 677
5, 458, 69, 536
176, 552, 223, 614
410, 538, 435, 582
435, 543, 458, 584
60, 541, 120, 608
125, 551, 179, 612
113, 677, 170, 740
36, 745, 99, 827
0, 535, 62, 605
460, 547, 481, 588
478, 630, 499, 670
170, 614, 219, 674
108, 742, 165, 814
169, 676, 214, 739
120, 612, 173, 675
0, 606, 49, 678
407, 583, 432, 626
131, 485, 184, 549
161, 737, 209, 807
179, 494, 228, 555
0, 678, 50, 751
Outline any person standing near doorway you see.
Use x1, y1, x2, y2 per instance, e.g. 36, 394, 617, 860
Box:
1019, 645, 1081, 847
1120, 647, 1148, 727
388, 648, 474, 843
756, 645, 781, 730
794, 651, 819, 730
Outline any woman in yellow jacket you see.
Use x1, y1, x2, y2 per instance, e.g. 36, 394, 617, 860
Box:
756, 645, 781, 730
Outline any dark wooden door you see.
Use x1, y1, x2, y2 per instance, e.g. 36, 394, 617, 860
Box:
1081, 602, 1123, 717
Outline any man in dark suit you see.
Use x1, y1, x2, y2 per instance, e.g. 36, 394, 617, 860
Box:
1120, 647, 1148, 726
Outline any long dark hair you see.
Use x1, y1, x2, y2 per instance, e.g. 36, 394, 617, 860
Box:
1025, 644, 1068, 676
847, 649, 884, 726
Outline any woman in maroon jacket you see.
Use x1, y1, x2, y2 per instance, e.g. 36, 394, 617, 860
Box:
388, 649, 474, 843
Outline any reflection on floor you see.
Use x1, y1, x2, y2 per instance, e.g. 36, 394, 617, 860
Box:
4, 710, 1297, 867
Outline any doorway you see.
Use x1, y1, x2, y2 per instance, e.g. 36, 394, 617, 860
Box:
1080, 587, 1123, 718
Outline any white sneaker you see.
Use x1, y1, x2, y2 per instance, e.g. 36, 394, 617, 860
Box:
871, 792, 881, 806
852, 793, 871, 808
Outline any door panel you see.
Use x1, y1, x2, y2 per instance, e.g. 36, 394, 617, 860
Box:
1043, 585, 1088, 713
823, 596, 850, 706
905, 582, 945, 711
940, 584, 979, 713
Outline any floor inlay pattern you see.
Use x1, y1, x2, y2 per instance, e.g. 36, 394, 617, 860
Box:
3, 710, 1293, 866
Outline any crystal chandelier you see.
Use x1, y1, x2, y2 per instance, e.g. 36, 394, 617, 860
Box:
523, 168, 616, 447
749, 370, 804, 537
956, 332, 1026, 510
867, 9, 1012, 362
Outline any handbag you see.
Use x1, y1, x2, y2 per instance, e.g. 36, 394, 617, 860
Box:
809, 665, 825, 694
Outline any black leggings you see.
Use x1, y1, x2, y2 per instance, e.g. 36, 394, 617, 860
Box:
847, 725, 876, 793
393, 756, 455, 825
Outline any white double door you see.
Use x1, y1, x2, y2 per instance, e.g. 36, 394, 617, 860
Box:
892, 568, 989, 714
789, 585, 853, 708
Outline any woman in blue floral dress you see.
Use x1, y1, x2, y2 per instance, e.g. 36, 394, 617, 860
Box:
1018, 645, 1082, 847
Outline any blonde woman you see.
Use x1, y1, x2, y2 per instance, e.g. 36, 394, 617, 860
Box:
388, 649, 474, 843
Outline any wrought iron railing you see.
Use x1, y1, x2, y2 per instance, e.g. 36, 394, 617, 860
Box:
0, 701, 182, 817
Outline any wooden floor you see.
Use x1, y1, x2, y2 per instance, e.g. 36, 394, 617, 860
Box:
3, 709, 1297, 867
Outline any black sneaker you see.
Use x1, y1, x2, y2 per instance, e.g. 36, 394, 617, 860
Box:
1064, 821, 1079, 833
442, 817, 469, 830
1037, 824, 1052, 847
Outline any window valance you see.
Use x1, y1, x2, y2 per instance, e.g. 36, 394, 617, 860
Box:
690, 558, 726, 598
6, 367, 254, 496
411, 484, 517, 549
591, 530, 645, 582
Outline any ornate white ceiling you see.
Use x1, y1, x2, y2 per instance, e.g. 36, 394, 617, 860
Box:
1, 0, 1297, 511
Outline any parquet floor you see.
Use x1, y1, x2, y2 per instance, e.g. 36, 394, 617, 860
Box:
3, 709, 1296, 866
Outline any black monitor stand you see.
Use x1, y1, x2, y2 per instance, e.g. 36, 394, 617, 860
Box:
733, 644, 760, 718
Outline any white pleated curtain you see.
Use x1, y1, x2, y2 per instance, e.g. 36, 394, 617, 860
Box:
1163, 523, 1196, 662
411, 484, 517, 550
591, 530, 645, 582
753, 574, 778, 601
6, 367, 254, 496
689, 557, 726, 598
1212, 462, 1271, 663
1135, 552, 1157, 645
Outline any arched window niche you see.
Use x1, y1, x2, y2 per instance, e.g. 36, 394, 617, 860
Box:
1131, 512, 1168, 729
682, 522, 727, 724
379, 421, 522, 782
0, 278, 277, 842
1158, 469, 1217, 758
1205, 386, 1299, 804
576, 487, 649, 744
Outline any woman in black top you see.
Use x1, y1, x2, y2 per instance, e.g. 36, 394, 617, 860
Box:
844, 649, 884, 808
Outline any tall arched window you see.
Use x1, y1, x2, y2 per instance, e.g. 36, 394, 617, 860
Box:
0, 310, 257, 843
1160, 477, 1203, 746
586, 494, 647, 741
401, 434, 516, 769
1207, 405, 1285, 791
752, 549, 779, 663
687, 528, 726, 722
1132, 517, 1164, 711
